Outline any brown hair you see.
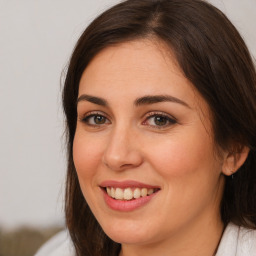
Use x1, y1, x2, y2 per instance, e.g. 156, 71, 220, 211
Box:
62, 0, 256, 255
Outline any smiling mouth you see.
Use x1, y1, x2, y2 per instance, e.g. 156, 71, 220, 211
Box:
103, 187, 160, 201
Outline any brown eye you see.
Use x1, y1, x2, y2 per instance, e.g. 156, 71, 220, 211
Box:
144, 113, 177, 128
154, 116, 168, 126
94, 115, 106, 124
82, 114, 110, 126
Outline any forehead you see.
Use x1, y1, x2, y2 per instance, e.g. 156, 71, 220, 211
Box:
78, 39, 207, 112
82, 39, 177, 76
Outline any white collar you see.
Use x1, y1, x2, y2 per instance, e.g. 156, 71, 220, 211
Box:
216, 222, 256, 256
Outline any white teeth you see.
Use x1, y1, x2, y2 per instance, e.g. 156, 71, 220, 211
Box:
124, 188, 133, 200
106, 187, 157, 200
111, 187, 115, 198
133, 188, 141, 199
141, 188, 147, 197
115, 188, 123, 200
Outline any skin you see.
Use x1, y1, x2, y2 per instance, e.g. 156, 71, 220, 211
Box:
73, 39, 230, 256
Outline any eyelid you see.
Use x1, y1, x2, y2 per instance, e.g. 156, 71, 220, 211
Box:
79, 110, 107, 118
144, 111, 176, 120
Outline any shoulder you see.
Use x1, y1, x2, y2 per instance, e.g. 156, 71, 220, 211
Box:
34, 229, 75, 256
216, 222, 256, 256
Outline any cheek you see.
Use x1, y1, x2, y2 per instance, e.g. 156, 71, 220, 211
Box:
145, 128, 222, 202
146, 133, 223, 222
73, 131, 103, 182
148, 134, 213, 176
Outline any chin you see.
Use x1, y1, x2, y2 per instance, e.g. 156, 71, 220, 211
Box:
107, 231, 152, 245
100, 219, 157, 245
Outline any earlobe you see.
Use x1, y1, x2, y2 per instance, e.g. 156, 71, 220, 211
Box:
222, 146, 250, 176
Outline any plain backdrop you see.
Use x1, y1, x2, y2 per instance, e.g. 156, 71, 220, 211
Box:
0, 0, 255, 230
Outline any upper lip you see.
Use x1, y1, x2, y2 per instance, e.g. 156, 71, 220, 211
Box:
99, 180, 160, 189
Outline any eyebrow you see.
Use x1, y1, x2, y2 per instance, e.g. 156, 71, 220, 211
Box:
77, 94, 190, 108
135, 95, 190, 108
77, 94, 108, 106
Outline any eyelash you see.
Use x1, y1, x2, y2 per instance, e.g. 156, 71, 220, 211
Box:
80, 111, 177, 129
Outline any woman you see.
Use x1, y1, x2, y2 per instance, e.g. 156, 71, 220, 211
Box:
35, 0, 256, 255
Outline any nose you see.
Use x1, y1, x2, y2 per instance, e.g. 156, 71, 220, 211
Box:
102, 126, 143, 171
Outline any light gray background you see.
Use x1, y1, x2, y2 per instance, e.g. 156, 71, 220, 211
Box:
0, 0, 255, 229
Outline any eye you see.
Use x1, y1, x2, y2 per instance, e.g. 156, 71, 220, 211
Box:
143, 112, 177, 128
82, 112, 110, 126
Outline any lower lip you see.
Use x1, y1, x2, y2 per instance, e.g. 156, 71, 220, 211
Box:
102, 189, 158, 212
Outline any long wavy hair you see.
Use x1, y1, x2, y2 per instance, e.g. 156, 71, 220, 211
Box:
62, 0, 256, 255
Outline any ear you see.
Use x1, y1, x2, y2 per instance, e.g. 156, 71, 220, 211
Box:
222, 146, 250, 176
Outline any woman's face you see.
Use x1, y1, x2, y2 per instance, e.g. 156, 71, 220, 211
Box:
73, 40, 225, 247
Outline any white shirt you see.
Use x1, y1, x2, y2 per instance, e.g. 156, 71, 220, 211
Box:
216, 223, 256, 256
35, 223, 256, 256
